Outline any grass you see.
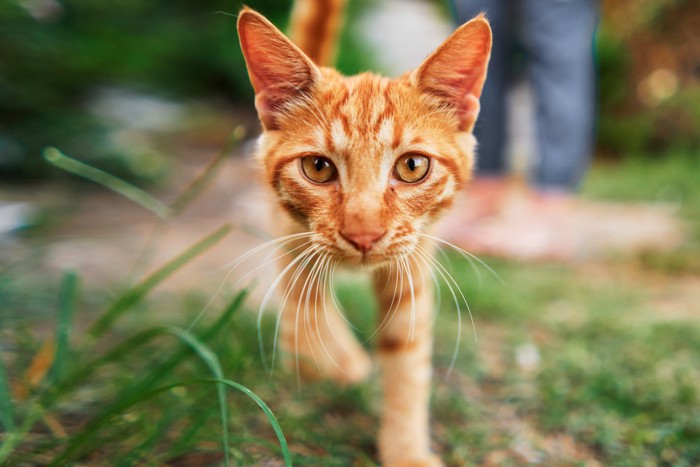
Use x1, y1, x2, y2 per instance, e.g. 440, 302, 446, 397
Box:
583, 151, 700, 275
1, 141, 293, 465
1, 151, 699, 465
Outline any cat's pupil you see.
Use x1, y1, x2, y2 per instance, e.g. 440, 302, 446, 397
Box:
314, 158, 326, 172
407, 158, 416, 171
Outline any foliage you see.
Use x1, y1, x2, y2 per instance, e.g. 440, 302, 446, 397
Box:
0, 0, 373, 180
597, 0, 700, 157
1, 0, 280, 177
0, 141, 293, 465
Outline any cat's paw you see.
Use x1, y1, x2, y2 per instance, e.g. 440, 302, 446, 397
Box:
287, 346, 372, 385
333, 348, 372, 384
383, 454, 444, 467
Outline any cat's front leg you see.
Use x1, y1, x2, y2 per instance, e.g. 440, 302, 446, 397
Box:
277, 246, 371, 384
373, 254, 442, 467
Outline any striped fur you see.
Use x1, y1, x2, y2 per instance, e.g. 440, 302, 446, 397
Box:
237, 7, 491, 466
289, 0, 347, 66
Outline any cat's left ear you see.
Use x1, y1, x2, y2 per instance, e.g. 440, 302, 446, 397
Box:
237, 8, 321, 130
411, 14, 492, 132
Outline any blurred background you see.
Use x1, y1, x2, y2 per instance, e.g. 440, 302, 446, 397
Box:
1, 0, 699, 465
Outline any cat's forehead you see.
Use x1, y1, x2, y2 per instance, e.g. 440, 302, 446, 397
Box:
281, 72, 452, 155
331, 73, 394, 125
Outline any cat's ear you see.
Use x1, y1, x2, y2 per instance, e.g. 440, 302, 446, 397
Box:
237, 8, 321, 130
412, 14, 492, 132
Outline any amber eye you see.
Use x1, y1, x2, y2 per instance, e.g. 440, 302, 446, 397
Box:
300, 156, 337, 183
394, 154, 430, 183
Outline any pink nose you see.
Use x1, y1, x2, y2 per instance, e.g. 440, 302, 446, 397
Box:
339, 229, 386, 253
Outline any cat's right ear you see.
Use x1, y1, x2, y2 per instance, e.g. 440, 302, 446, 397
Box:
411, 14, 492, 133
237, 8, 321, 130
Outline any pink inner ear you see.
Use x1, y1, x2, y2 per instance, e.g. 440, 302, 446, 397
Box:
254, 93, 277, 130
414, 17, 492, 132
441, 61, 488, 131
456, 94, 481, 132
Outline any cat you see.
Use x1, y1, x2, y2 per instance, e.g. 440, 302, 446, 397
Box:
236, 1, 491, 464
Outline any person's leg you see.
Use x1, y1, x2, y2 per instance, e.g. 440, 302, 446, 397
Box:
442, 0, 597, 261
521, 0, 598, 191
451, 0, 512, 177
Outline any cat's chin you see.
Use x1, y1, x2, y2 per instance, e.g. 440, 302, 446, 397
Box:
340, 256, 392, 272
335, 249, 416, 272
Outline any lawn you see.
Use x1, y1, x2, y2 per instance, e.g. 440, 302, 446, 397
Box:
1, 151, 699, 465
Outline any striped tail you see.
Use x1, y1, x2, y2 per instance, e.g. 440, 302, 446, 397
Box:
289, 0, 347, 67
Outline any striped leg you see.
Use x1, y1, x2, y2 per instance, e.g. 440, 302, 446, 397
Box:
373, 253, 441, 466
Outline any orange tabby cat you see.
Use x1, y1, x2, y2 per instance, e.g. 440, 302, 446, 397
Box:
237, 1, 491, 464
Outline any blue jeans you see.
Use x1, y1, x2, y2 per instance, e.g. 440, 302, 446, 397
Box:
452, 0, 598, 191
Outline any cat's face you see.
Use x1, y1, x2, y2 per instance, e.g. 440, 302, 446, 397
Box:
238, 8, 491, 268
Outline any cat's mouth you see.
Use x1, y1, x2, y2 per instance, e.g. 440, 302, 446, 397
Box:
333, 235, 414, 270
306, 230, 415, 269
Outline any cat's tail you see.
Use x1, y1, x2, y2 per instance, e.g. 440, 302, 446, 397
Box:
289, 0, 347, 67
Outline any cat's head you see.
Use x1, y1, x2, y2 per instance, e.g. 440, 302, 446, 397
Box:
237, 8, 491, 268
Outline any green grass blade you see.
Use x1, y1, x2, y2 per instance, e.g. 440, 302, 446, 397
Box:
116, 409, 179, 467
0, 357, 13, 432
48, 290, 246, 406
165, 327, 230, 467
0, 406, 44, 464
49, 305, 289, 467
50, 270, 78, 383
89, 224, 232, 337
145, 290, 247, 385
45, 290, 246, 409
216, 378, 292, 467
200, 289, 248, 340
43, 147, 172, 219
116, 290, 247, 395
50, 378, 290, 466
45, 292, 247, 464
160, 403, 211, 462
169, 129, 242, 215
167, 327, 222, 376
43, 327, 168, 405
126, 132, 241, 282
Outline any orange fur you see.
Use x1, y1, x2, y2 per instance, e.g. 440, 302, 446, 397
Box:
237, 6, 491, 465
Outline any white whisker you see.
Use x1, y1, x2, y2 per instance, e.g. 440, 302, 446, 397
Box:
328, 260, 360, 331
299, 250, 326, 375
292, 248, 325, 390
221, 231, 314, 271
231, 240, 312, 291
415, 245, 476, 376
417, 233, 504, 286
313, 254, 344, 373
187, 233, 313, 333
413, 250, 442, 326
322, 259, 354, 369
365, 258, 401, 343
259, 244, 319, 370
271, 245, 322, 374
401, 255, 417, 343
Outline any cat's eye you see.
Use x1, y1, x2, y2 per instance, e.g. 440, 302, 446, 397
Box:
394, 154, 430, 183
300, 156, 338, 184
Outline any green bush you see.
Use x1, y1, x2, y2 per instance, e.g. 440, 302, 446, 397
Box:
0, 0, 294, 179
596, 0, 700, 157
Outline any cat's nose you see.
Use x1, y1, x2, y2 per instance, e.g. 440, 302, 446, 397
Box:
339, 229, 386, 253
